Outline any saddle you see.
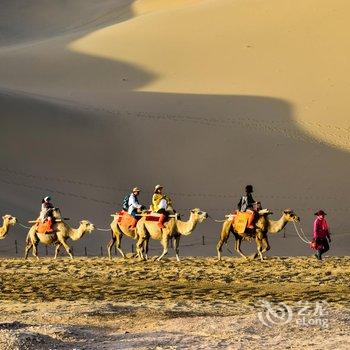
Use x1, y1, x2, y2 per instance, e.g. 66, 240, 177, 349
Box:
115, 210, 136, 227
233, 211, 252, 234
36, 219, 54, 234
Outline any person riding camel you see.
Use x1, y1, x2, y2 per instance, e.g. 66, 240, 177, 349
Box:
237, 185, 256, 229
39, 196, 54, 232
127, 187, 145, 229
151, 185, 173, 229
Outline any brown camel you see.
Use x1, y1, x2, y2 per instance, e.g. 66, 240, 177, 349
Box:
136, 208, 208, 261
0, 215, 17, 240
216, 209, 300, 261
24, 209, 94, 259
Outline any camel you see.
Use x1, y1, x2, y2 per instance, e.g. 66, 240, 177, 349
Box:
216, 209, 300, 261
136, 208, 208, 261
107, 213, 140, 259
24, 208, 94, 259
0, 215, 17, 240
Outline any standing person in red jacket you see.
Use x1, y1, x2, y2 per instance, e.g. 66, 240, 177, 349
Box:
313, 210, 331, 260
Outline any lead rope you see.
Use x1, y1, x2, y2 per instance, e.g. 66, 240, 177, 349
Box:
207, 214, 228, 223
96, 227, 111, 232
292, 221, 311, 244
18, 222, 32, 229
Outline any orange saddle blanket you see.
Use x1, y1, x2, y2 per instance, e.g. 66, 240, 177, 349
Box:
233, 212, 253, 234
116, 211, 136, 227
36, 220, 54, 234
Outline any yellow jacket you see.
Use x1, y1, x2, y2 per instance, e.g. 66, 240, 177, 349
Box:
151, 193, 173, 212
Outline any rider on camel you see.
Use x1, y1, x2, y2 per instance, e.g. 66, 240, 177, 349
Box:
151, 185, 173, 228
127, 187, 145, 228
39, 196, 54, 232
237, 185, 256, 229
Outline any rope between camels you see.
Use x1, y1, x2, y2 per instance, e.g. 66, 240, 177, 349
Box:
96, 227, 111, 232
18, 222, 32, 229
292, 221, 310, 244
207, 214, 227, 223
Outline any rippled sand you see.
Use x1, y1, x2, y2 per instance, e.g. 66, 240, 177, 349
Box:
0, 257, 349, 349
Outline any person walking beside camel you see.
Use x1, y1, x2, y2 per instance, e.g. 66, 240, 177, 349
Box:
313, 210, 331, 260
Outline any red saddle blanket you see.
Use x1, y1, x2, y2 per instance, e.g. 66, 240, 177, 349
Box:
145, 215, 161, 222
36, 220, 54, 234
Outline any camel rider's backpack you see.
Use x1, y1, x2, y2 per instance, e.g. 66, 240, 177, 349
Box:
122, 194, 130, 211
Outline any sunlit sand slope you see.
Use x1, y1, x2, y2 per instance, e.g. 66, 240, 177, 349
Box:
0, 1, 349, 256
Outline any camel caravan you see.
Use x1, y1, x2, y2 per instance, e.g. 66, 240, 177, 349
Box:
0, 185, 302, 261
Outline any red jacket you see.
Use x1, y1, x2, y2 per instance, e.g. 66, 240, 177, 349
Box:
313, 217, 330, 239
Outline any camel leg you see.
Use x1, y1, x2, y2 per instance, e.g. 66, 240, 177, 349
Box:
173, 236, 181, 262
32, 243, 39, 260
143, 237, 149, 260
235, 238, 249, 260
136, 235, 145, 261
54, 243, 61, 259
261, 236, 271, 253
157, 237, 169, 261
24, 243, 32, 259
252, 236, 270, 259
60, 240, 73, 259
115, 233, 126, 259
255, 237, 264, 261
107, 231, 116, 260
216, 220, 231, 260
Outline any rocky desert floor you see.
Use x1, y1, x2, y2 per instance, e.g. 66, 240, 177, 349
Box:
0, 256, 349, 349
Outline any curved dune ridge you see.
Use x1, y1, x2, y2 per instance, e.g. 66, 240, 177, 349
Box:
0, 0, 349, 257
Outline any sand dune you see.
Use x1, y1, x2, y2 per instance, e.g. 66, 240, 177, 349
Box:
0, 0, 349, 257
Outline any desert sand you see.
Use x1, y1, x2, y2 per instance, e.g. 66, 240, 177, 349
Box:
0, 256, 349, 349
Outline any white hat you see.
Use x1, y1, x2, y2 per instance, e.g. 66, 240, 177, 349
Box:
44, 196, 51, 201
154, 184, 163, 191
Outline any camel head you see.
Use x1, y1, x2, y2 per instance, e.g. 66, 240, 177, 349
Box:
190, 208, 208, 223
2, 214, 17, 226
282, 209, 300, 222
79, 220, 95, 234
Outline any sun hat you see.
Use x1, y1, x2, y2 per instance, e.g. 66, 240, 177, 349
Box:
314, 210, 326, 216
154, 184, 163, 191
